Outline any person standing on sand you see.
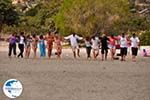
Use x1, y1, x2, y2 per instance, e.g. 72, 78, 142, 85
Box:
91, 36, 100, 60
8, 33, 17, 58
84, 36, 92, 59
54, 33, 62, 59
100, 34, 109, 61
119, 33, 128, 61
130, 33, 140, 62
39, 35, 46, 57
46, 32, 55, 59
108, 34, 118, 60
64, 33, 83, 59
25, 35, 32, 58
32, 34, 38, 58
17, 32, 25, 58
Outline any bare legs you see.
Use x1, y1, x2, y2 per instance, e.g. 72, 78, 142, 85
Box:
110, 48, 116, 60
93, 49, 99, 60
25, 47, 31, 58
73, 48, 80, 59
32, 47, 37, 59
48, 49, 52, 59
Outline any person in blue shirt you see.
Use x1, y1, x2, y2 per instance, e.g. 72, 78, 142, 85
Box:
39, 35, 46, 57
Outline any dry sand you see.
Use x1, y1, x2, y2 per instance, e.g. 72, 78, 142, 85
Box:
0, 44, 150, 100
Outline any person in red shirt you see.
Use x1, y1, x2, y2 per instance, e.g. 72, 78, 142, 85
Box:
109, 34, 118, 60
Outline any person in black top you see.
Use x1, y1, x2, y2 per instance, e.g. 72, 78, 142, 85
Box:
100, 34, 109, 61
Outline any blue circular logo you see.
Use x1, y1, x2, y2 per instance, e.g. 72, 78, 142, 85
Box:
3, 79, 23, 98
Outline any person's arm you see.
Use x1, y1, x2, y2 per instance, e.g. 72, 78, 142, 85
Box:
64, 35, 71, 40
137, 37, 140, 48
107, 37, 110, 41
60, 36, 64, 42
76, 35, 83, 40
116, 35, 120, 40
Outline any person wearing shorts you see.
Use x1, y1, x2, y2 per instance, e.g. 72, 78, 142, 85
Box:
100, 34, 109, 61
91, 36, 100, 60
85, 36, 92, 59
25, 35, 32, 58
64, 33, 83, 59
130, 33, 140, 62
119, 33, 128, 61
109, 34, 117, 60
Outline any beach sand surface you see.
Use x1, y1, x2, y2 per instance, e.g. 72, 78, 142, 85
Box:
0, 45, 150, 100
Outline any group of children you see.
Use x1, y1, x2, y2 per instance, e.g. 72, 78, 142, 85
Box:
8, 31, 148, 61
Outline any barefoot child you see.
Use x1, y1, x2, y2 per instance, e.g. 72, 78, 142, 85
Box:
39, 35, 46, 57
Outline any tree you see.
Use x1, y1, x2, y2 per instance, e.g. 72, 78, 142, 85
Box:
0, 0, 19, 33
54, 0, 130, 36
15, 0, 62, 34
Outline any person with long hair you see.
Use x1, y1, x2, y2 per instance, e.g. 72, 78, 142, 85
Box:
46, 32, 54, 59
32, 34, 38, 58
108, 34, 117, 60
25, 34, 32, 58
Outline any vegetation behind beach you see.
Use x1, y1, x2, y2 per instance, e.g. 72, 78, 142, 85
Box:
0, 0, 150, 45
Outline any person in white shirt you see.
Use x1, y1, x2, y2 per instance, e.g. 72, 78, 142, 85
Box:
64, 33, 83, 58
17, 32, 25, 58
91, 36, 100, 59
119, 33, 128, 61
130, 33, 140, 62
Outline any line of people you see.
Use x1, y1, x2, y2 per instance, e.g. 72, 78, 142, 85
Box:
84, 33, 140, 62
8, 31, 141, 62
8, 31, 62, 59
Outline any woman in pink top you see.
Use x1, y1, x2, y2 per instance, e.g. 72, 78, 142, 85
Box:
109, 34, 118, 60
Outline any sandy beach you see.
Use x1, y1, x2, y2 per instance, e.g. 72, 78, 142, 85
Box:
0, 44, 150, 100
